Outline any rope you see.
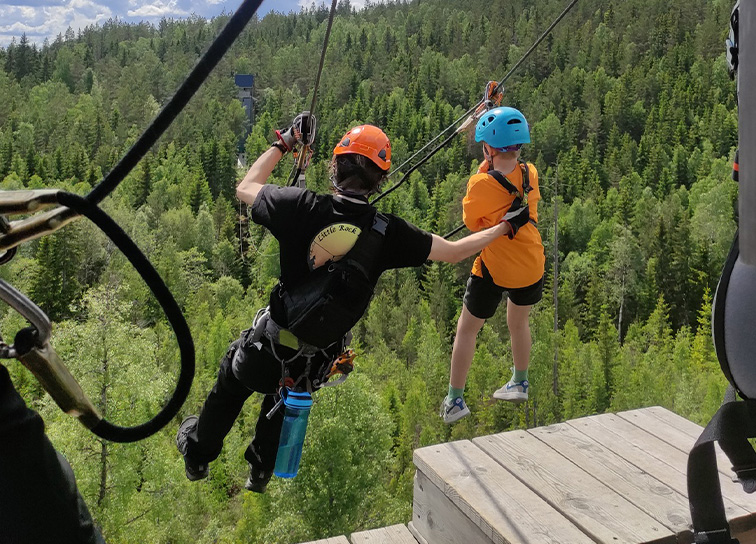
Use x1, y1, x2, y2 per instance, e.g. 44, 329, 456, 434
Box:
2, 0, 267, 440
86, 0, 265, 204
55, 192, 195, 443
371, 0, 581, 206
290, 0, 339, 186
493, 0, 581, 97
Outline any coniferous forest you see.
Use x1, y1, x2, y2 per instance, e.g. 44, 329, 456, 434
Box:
0, 0, 740, 542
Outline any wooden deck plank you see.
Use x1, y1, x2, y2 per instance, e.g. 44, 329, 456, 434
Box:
617, 408, 756, 514
569, 413, 756, 535
350, 524, 418, 544
641, 406, 711, 439
413, 440, 594, 544
619, 408, 736, 478
406, 522, 428, 544
474, 430, 676, 544
299, 537, 351, 544
529, 422, 693, 538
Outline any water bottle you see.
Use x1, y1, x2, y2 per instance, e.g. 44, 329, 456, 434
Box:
274, 388, 313, 478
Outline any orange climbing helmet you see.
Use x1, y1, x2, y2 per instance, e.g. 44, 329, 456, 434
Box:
333, 125, 391, 171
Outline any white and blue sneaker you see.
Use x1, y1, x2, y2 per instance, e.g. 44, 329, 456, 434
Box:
493, 380, 529, 403
440, 396, 470, 424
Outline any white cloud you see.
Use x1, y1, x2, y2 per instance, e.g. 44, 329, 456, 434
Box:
127, 1, 188, 18
0, 0, 305, 47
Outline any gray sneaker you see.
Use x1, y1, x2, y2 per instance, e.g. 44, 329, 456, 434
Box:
176, 416, 209, 481
439, 396, 470, 424
493, 380, 529, 403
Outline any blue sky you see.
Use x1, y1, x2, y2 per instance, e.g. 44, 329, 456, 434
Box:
0, 1, 373, 47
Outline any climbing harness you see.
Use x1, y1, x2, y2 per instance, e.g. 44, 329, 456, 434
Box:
371, 0, 581, 207
241, 213, 390, 418
288, 0, 339, 188
489, 161, 535, 211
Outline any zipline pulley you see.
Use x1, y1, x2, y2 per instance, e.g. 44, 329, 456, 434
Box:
287, 0, 338, 189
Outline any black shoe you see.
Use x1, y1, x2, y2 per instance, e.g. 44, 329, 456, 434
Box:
244, 464, 272, 493
176, 416, 209, 481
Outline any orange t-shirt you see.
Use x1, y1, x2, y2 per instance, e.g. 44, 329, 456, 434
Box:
463, 161, 545, 289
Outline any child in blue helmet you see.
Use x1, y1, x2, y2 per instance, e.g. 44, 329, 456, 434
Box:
441, 106, 546, 423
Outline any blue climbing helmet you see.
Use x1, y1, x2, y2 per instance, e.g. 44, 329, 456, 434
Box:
474, 106, 531, 150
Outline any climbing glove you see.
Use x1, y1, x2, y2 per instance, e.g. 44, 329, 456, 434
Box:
501, 204, 531, 239
275, 111, 317, 152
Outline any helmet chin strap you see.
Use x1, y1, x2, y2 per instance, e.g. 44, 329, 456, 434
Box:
483, 144, 495, 169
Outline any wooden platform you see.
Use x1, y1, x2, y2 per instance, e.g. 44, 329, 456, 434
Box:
297, 407, 756, 544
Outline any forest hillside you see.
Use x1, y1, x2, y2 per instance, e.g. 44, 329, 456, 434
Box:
0, 0, 739, 542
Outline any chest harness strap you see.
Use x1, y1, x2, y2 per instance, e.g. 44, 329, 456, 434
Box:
488, 160, 537, 228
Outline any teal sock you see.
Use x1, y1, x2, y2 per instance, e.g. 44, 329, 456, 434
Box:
447, 385, 465, 401
513, 368, 528, 383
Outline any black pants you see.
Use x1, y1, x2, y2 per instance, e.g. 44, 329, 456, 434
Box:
185, 339, 333, 472
0, 365, 105, 544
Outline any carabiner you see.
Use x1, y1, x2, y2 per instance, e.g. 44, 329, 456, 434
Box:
0, 279, 102, 429
0, 189, 80, 252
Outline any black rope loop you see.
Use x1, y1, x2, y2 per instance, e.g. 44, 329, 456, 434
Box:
56, 192, 195, 443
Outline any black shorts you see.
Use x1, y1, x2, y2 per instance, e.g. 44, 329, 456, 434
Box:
463, 265, 543, 319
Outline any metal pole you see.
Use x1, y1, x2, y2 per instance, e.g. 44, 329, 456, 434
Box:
740, 0, 756, 265
553, 163, 559, 396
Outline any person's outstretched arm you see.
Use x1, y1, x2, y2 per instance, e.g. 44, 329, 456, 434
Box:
427, 222, 509, 263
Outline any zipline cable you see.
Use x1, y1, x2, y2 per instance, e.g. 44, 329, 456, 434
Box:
371, 0, 581, 206
493, 0, 580, 96
87, 0, 266, 205
289, 0, 339, 186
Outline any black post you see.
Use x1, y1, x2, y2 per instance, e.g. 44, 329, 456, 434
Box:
741, 0, 755, 264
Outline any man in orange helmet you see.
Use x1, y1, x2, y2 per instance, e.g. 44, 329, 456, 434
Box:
176, 114, 511, 492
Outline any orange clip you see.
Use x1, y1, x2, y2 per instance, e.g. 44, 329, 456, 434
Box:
327, 349, 356, 379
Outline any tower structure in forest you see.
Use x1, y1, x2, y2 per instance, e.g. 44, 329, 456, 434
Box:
235, 74, 255, 164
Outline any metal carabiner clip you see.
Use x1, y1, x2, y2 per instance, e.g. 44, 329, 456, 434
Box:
0, 189, 80, 253
0, 279, 102, 429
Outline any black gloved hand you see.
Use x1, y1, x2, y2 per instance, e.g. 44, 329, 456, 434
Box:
275, 112, 316, 152
501, 204, 531, 239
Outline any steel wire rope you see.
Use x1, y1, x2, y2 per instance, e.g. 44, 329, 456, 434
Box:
289, 0, 339, 186
87, 0, 265, 204
371, 0, 581, 207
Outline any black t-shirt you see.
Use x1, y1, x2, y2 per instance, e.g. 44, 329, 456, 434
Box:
251, 185, 433, 324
